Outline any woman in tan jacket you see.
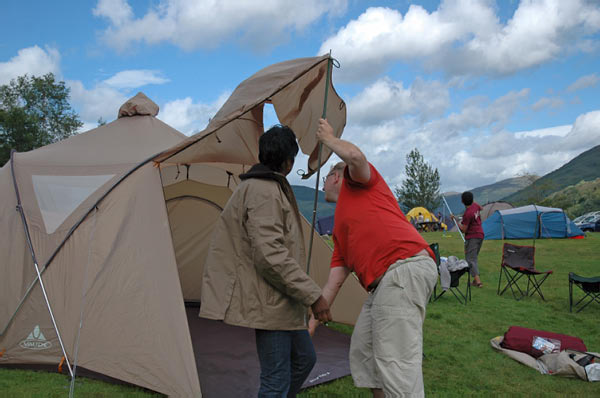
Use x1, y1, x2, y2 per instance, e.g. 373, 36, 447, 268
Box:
200, 125, 331, 398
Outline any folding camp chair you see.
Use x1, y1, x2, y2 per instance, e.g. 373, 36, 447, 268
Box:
430, 243, 471, 305
497, 243, 553, 301
569, 272, 600, 313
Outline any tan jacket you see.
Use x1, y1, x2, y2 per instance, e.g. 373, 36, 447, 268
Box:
199, 166, 322, 330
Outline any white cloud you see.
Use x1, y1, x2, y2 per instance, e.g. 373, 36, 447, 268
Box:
427, 88, 530, 137
94, 0, 347, 52
515, 125, 571, 138
68, 80, 129, 125
347, 77, 449, 125
103, 69, 170, 89
320, 0, 600, 80
0, 46, 61, 85
159, 92, 230, 135
322, 76, 598, 193
567, 73, 599, 92
560, 110, 600, 151
532, 96, 565, 111
92, 0, 133, 26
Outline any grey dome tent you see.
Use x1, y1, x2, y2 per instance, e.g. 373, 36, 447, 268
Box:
480, 201, 513, 222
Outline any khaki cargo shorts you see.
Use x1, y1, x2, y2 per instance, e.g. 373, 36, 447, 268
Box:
349, 255, 437, 397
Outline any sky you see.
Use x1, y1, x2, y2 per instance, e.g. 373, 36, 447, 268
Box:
1, 0, 599, 193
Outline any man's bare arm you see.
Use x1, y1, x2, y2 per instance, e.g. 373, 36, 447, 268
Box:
316, 118, 370, 183
308, 266, 351, 336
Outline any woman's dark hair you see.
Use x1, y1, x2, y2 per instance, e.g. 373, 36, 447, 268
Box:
461, 191, 474, 206
258, 125, 299, 172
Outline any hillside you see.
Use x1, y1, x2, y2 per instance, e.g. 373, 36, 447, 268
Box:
538, 178, 600, 218
502, 144, 600, 205
291, 185, 336, 221
442, 176, 533, 214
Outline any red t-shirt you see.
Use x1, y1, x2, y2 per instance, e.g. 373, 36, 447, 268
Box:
462, 203, 484, 239
331, 163, 434, 290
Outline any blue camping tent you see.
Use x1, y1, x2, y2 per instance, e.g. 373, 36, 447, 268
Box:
482, 205, 584, 240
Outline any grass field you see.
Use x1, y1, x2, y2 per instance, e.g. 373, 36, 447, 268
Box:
2, 232, 599, 397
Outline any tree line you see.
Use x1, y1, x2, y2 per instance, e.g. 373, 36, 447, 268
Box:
0, 73, 81, 166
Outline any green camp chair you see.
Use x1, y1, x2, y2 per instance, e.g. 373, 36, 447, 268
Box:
569, 272, 600, 313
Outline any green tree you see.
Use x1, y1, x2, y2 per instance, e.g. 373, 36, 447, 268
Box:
0, 73, 82, 166
395, 148, 441, 210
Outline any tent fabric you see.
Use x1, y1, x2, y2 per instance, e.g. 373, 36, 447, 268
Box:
406, 206, 447, 230
406, 206, 438, 223
482, 205, 584, 240
118, 92, 159, 117
1, 94, 201, 397
188, 306, 351, 398
480, 201, 513, 222
155, 55, 347, 178
1, 60, 361, 396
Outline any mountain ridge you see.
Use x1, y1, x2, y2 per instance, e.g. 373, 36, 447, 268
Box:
502, 144, 600, 205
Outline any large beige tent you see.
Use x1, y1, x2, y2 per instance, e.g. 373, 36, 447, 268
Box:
0, 56, 366, 397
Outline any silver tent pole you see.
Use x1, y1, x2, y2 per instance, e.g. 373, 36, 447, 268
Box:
9, 150, 74, 378
442, 195, 465, 243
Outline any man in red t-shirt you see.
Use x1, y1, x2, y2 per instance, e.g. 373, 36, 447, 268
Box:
309, 118, 438, 398
452, 191, 484, 287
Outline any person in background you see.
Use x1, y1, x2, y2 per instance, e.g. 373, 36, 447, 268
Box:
452, 191, 484, 288
200, 125, 332, 398
310, 118, 438, 398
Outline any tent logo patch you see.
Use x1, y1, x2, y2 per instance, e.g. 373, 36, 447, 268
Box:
308, 371, 330, 384
20, 325, 52, 350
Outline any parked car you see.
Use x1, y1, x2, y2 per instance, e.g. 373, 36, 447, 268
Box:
580, 219, 600, 232
574, 212, 600, 227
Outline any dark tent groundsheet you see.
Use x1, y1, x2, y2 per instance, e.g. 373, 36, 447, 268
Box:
187, 306, 351, 397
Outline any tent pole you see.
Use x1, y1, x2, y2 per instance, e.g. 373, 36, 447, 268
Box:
442, 195, 465, 243
2, 152, 160, 337
69, 206, 99, 398
8, 150, 74, 378
305, 53, 332, 276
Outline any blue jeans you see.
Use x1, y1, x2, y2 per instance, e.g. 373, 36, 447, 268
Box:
255, 329, 316, 398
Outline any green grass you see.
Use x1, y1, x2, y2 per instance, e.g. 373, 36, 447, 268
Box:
0, 368, 161, 398
2, 232, 599, 397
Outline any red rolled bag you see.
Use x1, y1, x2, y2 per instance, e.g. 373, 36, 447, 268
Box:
501, 326, 587, 358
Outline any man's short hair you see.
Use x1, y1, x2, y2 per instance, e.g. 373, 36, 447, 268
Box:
259, 125, 299, 172
330, 161, 346, 175
461, 191, 474, 206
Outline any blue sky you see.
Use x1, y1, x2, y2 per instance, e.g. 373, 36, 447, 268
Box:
1, 0, 599, 192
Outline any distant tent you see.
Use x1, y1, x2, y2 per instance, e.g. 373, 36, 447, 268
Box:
482, 205, 584, 240
406, 206, 436, 223
317, 215, 335, 235
406, 206, 447, 230
480, 201, 513, 222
